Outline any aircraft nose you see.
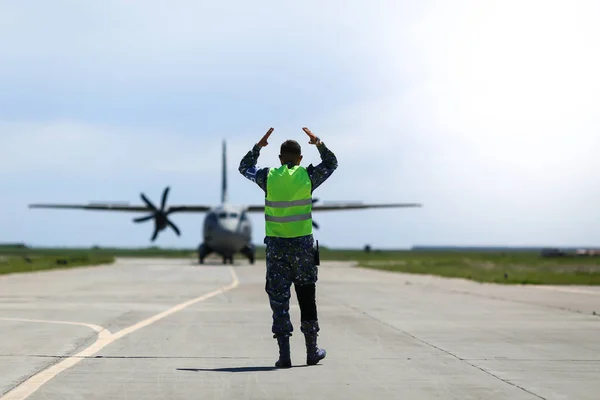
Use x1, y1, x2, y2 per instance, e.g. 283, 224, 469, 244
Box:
211, 218, 246, 249
221, 219, 238, 232
218, 219, 242, 236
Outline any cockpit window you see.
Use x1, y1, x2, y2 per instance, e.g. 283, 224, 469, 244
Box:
217, 212, 239, 218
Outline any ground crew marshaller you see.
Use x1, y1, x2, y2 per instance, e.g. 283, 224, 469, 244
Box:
238, 127, 338, 368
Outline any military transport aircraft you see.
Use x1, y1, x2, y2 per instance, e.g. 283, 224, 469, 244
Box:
29, 141, 422, 265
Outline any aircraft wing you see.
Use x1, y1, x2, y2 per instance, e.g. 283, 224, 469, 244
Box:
29, 203, 152, 212
311, 202, 422, 211
245, 202, 422, 212
28, 203, 211, 213
167, 206, 212, 213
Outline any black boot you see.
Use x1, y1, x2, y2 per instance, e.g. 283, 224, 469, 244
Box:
301, 321, 326, 365
305, 333, 326, 365
274, 335, 291, 368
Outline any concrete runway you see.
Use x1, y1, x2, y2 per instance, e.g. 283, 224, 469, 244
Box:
1, 258, 599, 400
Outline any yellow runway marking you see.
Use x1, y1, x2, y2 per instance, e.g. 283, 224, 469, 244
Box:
0, 318, 110, 335
0, 267, 239, 400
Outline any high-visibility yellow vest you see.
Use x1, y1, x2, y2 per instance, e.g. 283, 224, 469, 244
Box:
265, 164, 313, 238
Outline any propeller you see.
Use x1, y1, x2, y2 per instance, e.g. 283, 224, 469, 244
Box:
133, 186, 181, 241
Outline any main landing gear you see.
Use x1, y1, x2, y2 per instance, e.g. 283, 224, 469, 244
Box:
240, 244, 255, 265
198, 243, 210, 264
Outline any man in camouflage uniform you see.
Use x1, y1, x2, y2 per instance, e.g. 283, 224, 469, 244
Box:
238, 127, 338, 368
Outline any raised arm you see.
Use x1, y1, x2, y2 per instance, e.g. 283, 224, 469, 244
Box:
303, 127, 338, 192
238, 128, 273, 193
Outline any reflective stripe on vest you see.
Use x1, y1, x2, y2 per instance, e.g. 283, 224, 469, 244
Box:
264, 198, 313, 208
265, 213, 312, 223
265, 164, 313, 238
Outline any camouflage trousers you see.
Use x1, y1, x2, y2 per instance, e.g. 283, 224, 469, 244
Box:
264, 235, 320, 338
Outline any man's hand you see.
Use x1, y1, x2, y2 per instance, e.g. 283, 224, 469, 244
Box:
257, 127, 274, 148
302, 127, 321, 145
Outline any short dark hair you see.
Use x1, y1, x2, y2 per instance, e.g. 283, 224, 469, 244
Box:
280, 140, 301, 158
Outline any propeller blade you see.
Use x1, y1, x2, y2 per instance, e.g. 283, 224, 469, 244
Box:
133, 215, 154, 223
167, 219, 181, 236
160, 186, 170, 210
151, 228, 159, 242
312, 220, 319, 229
140, 193, 158, 211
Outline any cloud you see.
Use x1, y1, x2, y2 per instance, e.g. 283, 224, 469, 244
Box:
1, 1, 395, 132
0, 1, 408, 94
0, 121, 224, 178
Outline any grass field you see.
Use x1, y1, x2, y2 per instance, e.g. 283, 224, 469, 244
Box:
356, 251, 600, 285
0, 253, 114, 276
1, 246, 600, 285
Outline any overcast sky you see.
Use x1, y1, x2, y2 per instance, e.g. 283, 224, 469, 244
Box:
1, 0, 599, 249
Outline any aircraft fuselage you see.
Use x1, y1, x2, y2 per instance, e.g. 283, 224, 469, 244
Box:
198, 204, 255, 264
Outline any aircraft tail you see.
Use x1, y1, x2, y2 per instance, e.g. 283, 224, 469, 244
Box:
221, 140, 228, 204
